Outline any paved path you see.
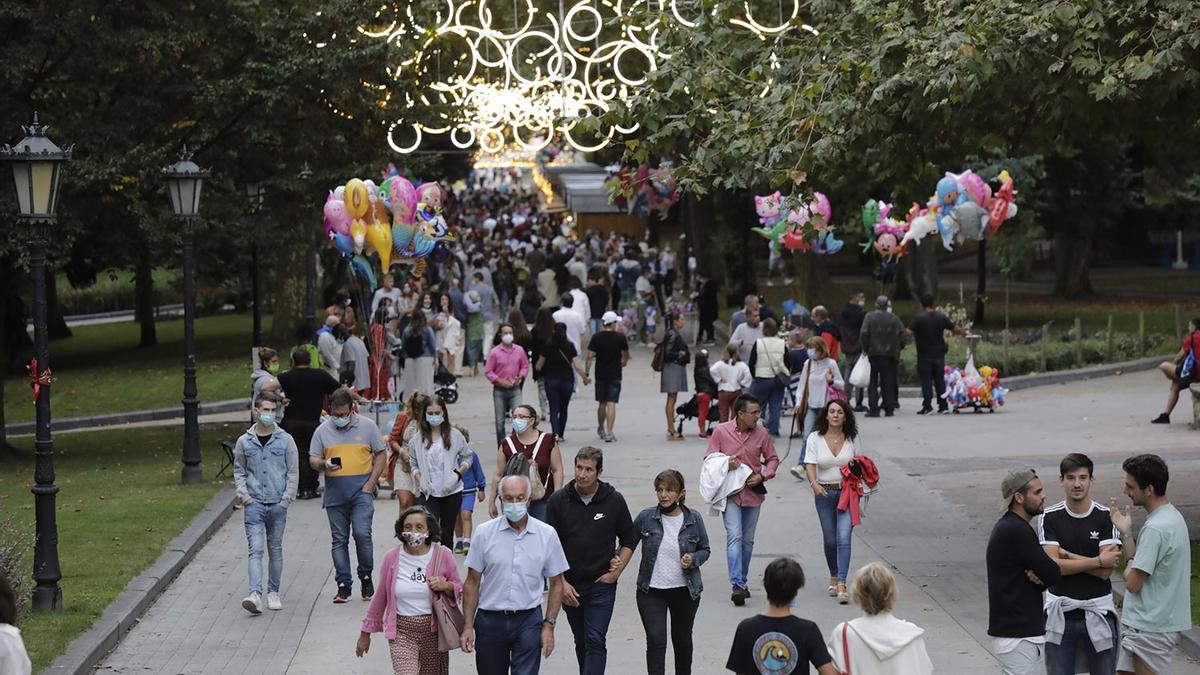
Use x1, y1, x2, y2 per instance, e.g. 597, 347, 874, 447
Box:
95, 349, 1199, 674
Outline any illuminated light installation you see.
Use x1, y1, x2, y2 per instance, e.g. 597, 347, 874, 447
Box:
320, 1, 819, 154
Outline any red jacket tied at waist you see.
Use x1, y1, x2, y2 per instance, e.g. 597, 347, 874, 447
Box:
837, 455, 879, 526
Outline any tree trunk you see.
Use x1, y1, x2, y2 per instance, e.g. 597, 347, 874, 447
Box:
134, 259, 157, 347
267, 215, 308, 348
1053, 230, 1094, 298
46, 271, 72, 341
900, 237, 939, 302
788, 252, 833, 308
974, 239, 987, 325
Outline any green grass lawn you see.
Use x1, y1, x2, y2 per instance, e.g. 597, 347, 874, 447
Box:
4, 314, 261, 424
0, 424, 235, 671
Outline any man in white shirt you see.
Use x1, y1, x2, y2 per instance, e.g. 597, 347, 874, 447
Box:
566, 249, 588, 287
553, 294, 588, 354
461, 475, 568, 675
370, 273, 401, 321
729, 309, 763, 364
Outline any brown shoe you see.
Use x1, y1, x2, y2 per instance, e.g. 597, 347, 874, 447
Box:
731, 586, 749, 606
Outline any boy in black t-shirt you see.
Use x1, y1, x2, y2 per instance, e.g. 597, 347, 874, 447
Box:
1036, 453, 1121, 674
726, 558, 836, 675
585, 312, 631, 443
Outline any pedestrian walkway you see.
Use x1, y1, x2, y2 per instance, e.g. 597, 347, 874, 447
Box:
95, 349, 1200, 674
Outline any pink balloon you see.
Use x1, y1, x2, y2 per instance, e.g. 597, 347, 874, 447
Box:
384, 176, 418, 225
810, 192, 832, 227
323, 194, 351, 236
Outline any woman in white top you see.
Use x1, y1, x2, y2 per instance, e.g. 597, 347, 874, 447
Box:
710, 344, 753, 422
793, 337, 844, 466
0, 572, 31, 675
803, 399, 857, 603
356, 506, 461, 675
826, 562, 933, 675
407, 399, 473, 547
433, 294, 464, 376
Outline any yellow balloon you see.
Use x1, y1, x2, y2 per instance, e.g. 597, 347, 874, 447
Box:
344, 179, 369, 218
366, 221, 392, 270
350, 218, 367, 253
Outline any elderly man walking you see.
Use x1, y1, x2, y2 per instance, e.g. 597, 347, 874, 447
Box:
859, 295, 905, 417
461, 475, 570, 675
704, 394, 780, 606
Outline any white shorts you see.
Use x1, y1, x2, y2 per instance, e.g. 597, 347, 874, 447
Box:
992, 637, 1044, 675
1117, 626, 1178, 674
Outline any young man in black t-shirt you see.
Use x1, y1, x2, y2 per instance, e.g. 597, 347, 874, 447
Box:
906, 293, 961, 415
1036, 453, 1121, 675
726, 557, 836, 675
585, 312, 630, 443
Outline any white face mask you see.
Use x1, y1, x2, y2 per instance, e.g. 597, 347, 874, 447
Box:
501, 334, 514, 345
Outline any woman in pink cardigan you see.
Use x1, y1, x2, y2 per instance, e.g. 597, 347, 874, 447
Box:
356, 506, 463, 675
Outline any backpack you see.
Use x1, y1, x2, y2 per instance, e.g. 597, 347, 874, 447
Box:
651, 340, 665, 372
503, 432, 549, 501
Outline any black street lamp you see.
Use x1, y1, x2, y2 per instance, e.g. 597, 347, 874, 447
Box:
0, 112, 71, 612
297, 162, 316, 336
246, 182, 265, 357
163, 148, 208, 485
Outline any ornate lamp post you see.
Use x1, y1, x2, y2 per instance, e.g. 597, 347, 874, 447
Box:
163, 148, 208, 484
0, 112, 71, 612
297, 162, 316, 336
246, 182, 265, 361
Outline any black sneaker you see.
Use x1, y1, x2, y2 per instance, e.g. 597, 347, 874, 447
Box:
359, 576, 375, 601
1151, 413, 1170, 424
333, 583, 352, 604
865, 411, 881, 418
917, 407, 933, 415
853, 405, 867, 413
938, 407, 950, 415
884, 410, 894, 417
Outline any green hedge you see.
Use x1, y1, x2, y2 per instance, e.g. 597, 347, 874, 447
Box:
57, 268, 180, 316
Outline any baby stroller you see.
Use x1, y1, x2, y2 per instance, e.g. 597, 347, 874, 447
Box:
674, 394, 720, 437
434, 361, 458, 404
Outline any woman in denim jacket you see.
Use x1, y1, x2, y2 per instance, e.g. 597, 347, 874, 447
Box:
630, 469, 711, 675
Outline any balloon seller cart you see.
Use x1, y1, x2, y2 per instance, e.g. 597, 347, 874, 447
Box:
943, 334, 1008, 414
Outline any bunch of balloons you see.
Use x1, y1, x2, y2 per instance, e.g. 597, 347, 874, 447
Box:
933, 169, 1019, 251
322, 167, 455, 289
943, 362, 1007, 412
605, 164, 679, 219
860, 199, 909, 260
751, 190, 842, 255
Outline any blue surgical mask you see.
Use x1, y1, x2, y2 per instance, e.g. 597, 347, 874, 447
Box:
258, 412, 276, 427
806, 348, 817, 359
512, 418, 530, 433
333, 415, 351, 429
426, 414, 444, 427
502, 501, 528, 523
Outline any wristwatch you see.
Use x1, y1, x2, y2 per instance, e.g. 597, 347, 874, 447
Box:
542, 618, 557, 626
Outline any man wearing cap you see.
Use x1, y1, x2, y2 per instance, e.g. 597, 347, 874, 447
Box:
858, 295, 905, 417
986, 468, 1062, 674
586, 312, 630, 442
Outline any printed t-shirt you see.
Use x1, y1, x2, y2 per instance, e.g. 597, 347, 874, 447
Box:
725, 614, 831, 674
309, 415, 386, 507
1036, 500, 1119, 601
393, 547, 434, 616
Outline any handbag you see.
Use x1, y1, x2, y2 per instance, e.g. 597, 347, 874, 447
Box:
761, 339, 790, 389
427, 544, 465, 652
795, 361, 811, 420
827, 380, 848, 403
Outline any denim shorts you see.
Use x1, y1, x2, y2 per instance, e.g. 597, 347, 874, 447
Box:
595, 379, 622, 403
461, 490, 477, 512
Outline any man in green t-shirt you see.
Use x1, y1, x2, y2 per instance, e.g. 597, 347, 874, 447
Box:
1111, 454, 1192, 675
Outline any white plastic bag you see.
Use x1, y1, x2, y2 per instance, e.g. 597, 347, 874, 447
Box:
849, 355, 871, 389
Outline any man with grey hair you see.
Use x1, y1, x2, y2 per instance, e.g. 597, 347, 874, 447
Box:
546, 447, 637, 674
859, 295, 905, 417
462, 474, 569, 674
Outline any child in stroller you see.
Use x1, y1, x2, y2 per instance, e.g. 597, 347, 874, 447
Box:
676, 350, 720, 437
434, 359, 458, 404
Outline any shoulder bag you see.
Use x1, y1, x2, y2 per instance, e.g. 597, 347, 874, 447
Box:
427, 544, 465, 652
842, 623, 852, 675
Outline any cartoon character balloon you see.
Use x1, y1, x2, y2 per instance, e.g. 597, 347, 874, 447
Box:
415, 182, 444, 211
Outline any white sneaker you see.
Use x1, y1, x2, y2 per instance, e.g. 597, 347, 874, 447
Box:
789, 465, 806, 481
266, 592, 282, 611
242, 592, 262, 615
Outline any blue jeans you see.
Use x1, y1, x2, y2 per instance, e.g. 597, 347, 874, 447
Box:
474, 607, 544, 675
1045, 613, 1118, 675
493, 386, 522, 444
563, 581, 618, 675
244, 502, 288, 594
749, 377, 785, 436
721, 502, 761, 590
813, 490, 852, 582
326, 490, 375, 586
589, 318, 602, 335
798, 408, 819, 465
544, 376, 575, 438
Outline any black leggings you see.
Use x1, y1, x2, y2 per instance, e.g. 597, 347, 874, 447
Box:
636, 586, 700, 675
421, 492, 463, 546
